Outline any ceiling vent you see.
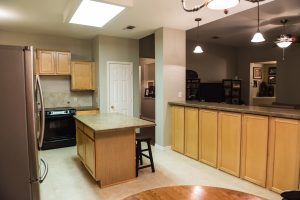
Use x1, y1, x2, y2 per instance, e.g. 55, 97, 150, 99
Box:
123, 25, 136, 30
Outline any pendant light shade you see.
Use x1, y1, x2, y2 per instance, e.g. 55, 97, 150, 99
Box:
194, 18, 204, 54
193, 45, 204, 54
207, 0, 240, 10
251, 31, 265, 43
251, 0, 265, 43
276, 41, 292, 48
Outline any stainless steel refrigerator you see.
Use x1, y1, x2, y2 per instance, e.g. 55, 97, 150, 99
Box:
0, 45, 48, 200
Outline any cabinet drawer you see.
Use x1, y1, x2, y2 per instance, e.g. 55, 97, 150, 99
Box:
76, 110, 99, 116
76, 121, 84, 131
84, 125, 94, 140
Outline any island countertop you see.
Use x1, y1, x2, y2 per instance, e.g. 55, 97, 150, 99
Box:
169, 101, 300, 120
74, 113, 155, 132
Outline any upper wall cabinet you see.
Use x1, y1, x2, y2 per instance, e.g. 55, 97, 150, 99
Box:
71, 61, 95, 91
36, 49, 71, 75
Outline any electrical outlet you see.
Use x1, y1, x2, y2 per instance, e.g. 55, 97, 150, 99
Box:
178, 92, 182, 98
74, 97, 78, 102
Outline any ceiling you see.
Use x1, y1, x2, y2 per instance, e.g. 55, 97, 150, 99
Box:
186, 0, 300, 47
0, 0, 275, 40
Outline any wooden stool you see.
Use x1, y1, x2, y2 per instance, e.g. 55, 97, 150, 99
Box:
136, 134, 155, 177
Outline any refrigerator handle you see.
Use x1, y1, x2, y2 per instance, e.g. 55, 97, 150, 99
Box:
36, 75, 45, 149
39, 158, 48, 183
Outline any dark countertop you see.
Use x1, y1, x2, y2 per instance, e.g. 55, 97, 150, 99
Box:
74, 106, 99, 111
169, 101, 300, 120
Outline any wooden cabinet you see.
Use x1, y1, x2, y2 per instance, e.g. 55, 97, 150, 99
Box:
267, 118, 300, 193
71, 61, 95, 91
76, 121, 96, 177
218, 112, 242, 177
76, 109, 99, 116
76, 128, 85, 162
241, 114, 269, 187
184, 107, 199, 160
199, 109, 218, 168
36, 49, 71, 75
171, 106, 185, 153
85, 136, 95, 177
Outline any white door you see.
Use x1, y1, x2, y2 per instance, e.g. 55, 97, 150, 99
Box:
107, 62, 133, 116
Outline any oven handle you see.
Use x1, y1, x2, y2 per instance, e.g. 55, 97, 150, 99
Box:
36, 75, 45, 149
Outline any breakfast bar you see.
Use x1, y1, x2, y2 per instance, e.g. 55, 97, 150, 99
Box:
74, 113, 155, 188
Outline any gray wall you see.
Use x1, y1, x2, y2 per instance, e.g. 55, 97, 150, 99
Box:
186, 40, 238, 82
93, 35, 140, 117
155, 28, 186, 147
237, 45, 300, 105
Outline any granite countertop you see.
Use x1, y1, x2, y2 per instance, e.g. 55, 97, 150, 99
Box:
169, 101, 300, 120
74, 113, 155, 132
74, 106, 99, 111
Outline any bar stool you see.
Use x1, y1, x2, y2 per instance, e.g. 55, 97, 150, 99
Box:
281, 191, 300, 200
136, 134, 155, 177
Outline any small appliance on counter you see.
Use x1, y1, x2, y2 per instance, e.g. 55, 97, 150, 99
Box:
42, 107, 76, 150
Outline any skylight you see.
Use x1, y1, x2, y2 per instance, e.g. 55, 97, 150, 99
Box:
70, 0, 125, 28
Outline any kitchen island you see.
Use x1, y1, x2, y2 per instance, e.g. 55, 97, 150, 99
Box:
74, 113, 155, 188
169, 101, 300, 194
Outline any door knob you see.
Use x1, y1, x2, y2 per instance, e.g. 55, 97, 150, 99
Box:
111, 106, 114, 109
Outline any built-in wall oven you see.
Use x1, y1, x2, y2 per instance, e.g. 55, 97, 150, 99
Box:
42, 107, 76, 150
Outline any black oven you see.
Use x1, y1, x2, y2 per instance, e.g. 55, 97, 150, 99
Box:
42, 107, 76, 150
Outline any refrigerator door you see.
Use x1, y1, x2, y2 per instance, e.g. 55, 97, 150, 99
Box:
0, 45, 33, 200
24, 46, 42, 200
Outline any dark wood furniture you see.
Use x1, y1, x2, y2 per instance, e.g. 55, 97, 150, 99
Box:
136, 134, 155, 177
123, 185, 267, 200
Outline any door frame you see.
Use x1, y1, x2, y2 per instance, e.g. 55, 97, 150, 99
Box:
107, 61, 133, 115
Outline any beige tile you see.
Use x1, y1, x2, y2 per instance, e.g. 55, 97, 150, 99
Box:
40, 146, 281, 200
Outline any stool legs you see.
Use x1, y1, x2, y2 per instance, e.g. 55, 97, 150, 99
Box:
136, 139, 155, 176
147, 140, 155, 172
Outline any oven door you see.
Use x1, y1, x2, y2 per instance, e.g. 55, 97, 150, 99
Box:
42, 114, 76, 150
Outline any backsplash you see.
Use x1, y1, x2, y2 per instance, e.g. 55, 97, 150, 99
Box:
40, 76, 93, 108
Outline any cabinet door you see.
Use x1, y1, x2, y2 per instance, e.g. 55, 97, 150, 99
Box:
241, 114, 268, 187
71, 61, 95, 90
171, 106, 185, 153
218, 112, 242, 177
56, 52, 71, 75
76, 128, 85, 162
267, 118, 300, 193
85, 136, 95, 177
184, 107, 199, 160
37, 50, 55, 74
199, 109, 218, 168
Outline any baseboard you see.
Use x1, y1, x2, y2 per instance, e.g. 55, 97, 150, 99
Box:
154, 144, 171, 151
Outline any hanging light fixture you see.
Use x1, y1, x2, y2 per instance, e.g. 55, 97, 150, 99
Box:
181, 0, 240, 12
250, 0, 265, 43
276, 19, 294, 49
193, 18, 204, 54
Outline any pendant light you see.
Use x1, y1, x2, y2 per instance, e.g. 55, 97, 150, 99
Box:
194, 18, 204, 54
181, 0, 240, 12
207, 0, 240, 10
251, 0, 265, 43
276, 19, 293, 48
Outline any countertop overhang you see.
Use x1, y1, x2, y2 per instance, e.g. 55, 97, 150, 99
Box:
169, 101, 300, 120
74, 113, 155, 132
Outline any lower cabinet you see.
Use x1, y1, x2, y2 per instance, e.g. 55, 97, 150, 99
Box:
184, 107, 199, 160
218, 112, 242, 177
199, 109, 218, 168
241, 114, 269, 187
267, 118, 300, 193
171, 106, 185, 153
76, 121, 96, 178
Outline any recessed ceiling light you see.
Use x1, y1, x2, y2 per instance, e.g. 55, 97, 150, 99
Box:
69, 0, 125, 28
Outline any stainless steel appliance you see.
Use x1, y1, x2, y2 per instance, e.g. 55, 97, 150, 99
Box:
0, 45, 48, 200
42, 107, 76, 150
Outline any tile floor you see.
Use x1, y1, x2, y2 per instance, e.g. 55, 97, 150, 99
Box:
40, 146, 281, 200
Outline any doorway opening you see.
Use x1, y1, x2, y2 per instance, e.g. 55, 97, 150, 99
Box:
249, 61, 277, 106
139, 58, 155, 144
